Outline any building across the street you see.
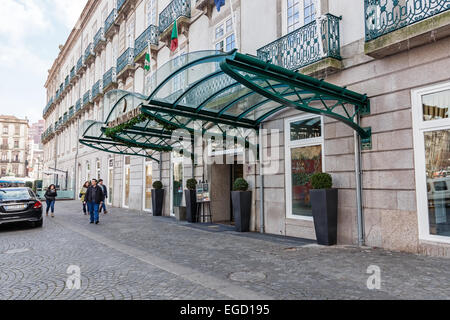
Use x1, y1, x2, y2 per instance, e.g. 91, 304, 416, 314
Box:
0, 115, 29, 178
42, 0, 450, 256
29, 120, 45, 147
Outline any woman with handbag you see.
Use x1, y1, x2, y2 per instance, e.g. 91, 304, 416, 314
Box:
44, 184, 57, 217
79, 181, 90, 215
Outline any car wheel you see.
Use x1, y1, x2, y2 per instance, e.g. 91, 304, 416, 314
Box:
34, 219, 43, 228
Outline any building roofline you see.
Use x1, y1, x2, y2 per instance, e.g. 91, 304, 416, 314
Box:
44, 0, 100, 88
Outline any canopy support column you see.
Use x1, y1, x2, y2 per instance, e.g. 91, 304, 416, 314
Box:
259, 123, 265, 234
354, 114, 365, 246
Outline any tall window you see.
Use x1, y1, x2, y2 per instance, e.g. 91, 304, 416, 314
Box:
107, 158, 113, 205
146, 0, 157, 26
215, 18, 235, 52
287, 0, 300, 32
412, 84, 450, 243
127, 20, 135, 48
143, 158, 153, 211
123, 156, 131, 208
285, 115, 323, 219
304, 0, 316, 24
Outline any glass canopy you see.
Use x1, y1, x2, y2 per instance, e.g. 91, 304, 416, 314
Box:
80, 50, 371, 158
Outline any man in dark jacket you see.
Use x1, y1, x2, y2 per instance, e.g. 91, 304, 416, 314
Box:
98, 179, 108, 214
85, 179, 104, 224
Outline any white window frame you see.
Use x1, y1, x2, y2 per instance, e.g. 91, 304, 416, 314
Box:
142, 158, 153, 212
122, 156, 131, 208
412, 81, 450, 244
146, 0, 157, 27
287, 0, 301, 33
107, 158, 114, 206
285, 114, 324, 221
214, 17, 235, 52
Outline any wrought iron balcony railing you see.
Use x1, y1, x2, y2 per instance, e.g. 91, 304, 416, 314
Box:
59, 83, 64, 94
69, 106, 75, 118
94, 27, 105, 49
92, 80, 103, 98
365, 0, 450, 41
117, 47, 134, 74
64, 75, 69, 88
43, 96, 54, 116
159, 0, 191, 33
257, 14, 341, 71
70, 67, 75, 80
76, 99, 81, 111
117, 0, 126, 11
134, 25, 159, 57
105, 9, 118, 33
84, 43, 94, 61
63, 112, 68, 124
83, 90, 91, 106
103, 67, 117, 89
76, 56, 84, 73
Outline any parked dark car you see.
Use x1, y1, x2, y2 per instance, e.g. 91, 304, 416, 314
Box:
0, 188, 43, 228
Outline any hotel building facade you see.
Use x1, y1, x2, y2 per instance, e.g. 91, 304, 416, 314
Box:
42, 0, 450, 256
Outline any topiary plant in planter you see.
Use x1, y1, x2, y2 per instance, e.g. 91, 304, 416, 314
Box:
185, 178, 198, 223
233, 178, 249, 191
309, 172, 338, 246
151, 180, 164, 216
231, 178, 251, 232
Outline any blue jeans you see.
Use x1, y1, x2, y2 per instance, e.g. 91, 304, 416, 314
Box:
87, 202, 99, 223
46, 200, 55, 213
99, 202, 107, 212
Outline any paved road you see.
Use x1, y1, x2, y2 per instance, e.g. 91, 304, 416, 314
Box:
0, 200, 449, 300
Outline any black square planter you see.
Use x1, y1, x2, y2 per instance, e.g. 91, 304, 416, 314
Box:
184, 189, 197, 223
310, 188, 338, 246
231, 191, 252, 232
151, 189, 165, 216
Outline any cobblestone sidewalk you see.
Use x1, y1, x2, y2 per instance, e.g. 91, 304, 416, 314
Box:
0, 200, 449, 300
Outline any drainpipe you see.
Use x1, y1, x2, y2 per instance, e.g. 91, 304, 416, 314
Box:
73, 118, 80, 194
258, 123, 265, 234
354, 114, 365, 246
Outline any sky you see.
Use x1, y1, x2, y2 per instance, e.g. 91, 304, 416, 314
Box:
0, 0, 88, 124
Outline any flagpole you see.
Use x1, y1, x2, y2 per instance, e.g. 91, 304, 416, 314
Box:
229, 0, 239, 50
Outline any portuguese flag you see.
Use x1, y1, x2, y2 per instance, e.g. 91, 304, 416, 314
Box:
144, 41, 151, 72
170, 19, 178, 52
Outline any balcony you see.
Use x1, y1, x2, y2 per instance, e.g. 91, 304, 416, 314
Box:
70, 67, 76, 84
75, 99, 82, 112
55, 117, 63, 132
159, 0, 191, 44
94, 27, 106, 53
64, 75, 71, 92
63, 112, 69, 126
257, 14, 343, 77
92, 80, 103, 102
76, 56, 86, 75
116, 0, 137, 24
134, 25, 159, 65
69, 106, 75, 119
364, 0, 450, 58
43, 96, 54, 118
116, 47, 135, 81
195, 0, 215, 18
103, 67, 117, 93
83, 90, 92, 107
105, 9, 119, 39
84, 43, 95, 66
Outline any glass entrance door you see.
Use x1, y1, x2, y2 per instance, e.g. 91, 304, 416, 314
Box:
170, 153, 184, 216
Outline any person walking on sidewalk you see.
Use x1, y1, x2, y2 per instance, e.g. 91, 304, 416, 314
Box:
98, 179, 108, 214
85, 179, 104, 225
44, 184, 57, 218
79, 181, 90, 215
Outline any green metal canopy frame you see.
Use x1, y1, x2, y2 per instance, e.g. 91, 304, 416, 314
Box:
79, 49, 371, 157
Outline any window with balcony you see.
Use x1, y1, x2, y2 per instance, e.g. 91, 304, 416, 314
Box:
287, 0, 300, 32
146, 0, 157, 27
303, 0, 315, 24
14, 140, 19, 149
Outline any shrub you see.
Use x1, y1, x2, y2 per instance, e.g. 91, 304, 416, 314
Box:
25, 181, 33, 189
152, 180, 163, 189
310, 172, 332, 189
233, 178, 249, 191
186, 178, 197, 190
